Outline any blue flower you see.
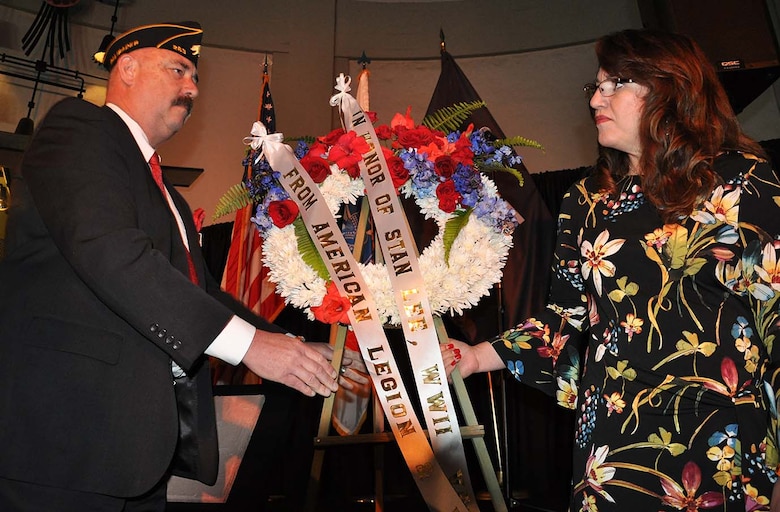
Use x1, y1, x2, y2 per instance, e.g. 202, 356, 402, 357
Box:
294, 140, 309, 159
508, 360, 524, 381
707, 423, 738, 448
731, 316, 754, 340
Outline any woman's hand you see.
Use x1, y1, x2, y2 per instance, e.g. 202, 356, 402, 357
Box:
440, 338, 478, 380
441, 338, 506, 381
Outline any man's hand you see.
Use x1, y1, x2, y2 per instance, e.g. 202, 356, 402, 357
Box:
241, 330, 339, 397
308, 342, 369, 391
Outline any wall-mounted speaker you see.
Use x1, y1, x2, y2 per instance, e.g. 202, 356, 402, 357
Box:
639, 0, 780, 113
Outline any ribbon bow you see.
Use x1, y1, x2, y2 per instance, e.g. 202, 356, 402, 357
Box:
329, 73, 352, 108
243, 121, 284, 154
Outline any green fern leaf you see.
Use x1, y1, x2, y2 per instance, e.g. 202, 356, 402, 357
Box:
285, 135, 317, 145
294, 218, 330, 281
422, 101, 486, 133
443, 209, 473, 265
212, 182, 251, 220
494, 136, 545, 152
477, 162, 525, 187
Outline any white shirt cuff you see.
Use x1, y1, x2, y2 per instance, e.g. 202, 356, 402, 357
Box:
205, 315, 255, 365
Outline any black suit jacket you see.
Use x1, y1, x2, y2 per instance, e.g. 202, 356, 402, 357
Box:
0, 98, 282, 498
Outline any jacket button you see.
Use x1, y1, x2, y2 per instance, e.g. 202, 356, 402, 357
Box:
157, 329, 167, 339
172, 340, 182, 350
150, 323, 160, 333
165, 335, 175, 345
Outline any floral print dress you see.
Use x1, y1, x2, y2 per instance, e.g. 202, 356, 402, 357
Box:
490, 153, 780, 511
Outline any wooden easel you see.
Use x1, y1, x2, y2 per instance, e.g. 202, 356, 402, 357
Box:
304, 199, 507, 512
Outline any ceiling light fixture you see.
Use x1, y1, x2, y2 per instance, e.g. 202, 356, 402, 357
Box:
93, 0, 121, 65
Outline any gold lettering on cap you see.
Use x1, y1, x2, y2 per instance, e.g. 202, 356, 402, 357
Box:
109, 40, 140, 66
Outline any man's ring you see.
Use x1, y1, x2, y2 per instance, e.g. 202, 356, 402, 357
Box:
340, 366, 347, 375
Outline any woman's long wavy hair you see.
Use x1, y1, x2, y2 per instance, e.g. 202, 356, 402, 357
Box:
592, 29, 764, 223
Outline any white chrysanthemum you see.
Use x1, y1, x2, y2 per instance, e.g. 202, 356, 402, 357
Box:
318, 168, 365, 214
260, 169, 515, 326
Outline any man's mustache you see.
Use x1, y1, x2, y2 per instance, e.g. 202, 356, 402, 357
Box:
173, 96, 194, 115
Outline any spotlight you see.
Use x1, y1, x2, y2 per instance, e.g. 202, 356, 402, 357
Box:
93, 33, 115, 65
14, 117, 34, 136
93, 0, 121, 66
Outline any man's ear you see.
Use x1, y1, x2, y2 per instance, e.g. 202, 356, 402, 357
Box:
114, 53, 138, 85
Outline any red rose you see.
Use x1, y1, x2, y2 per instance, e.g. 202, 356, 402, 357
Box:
395, 126, 437, 149
366, 111, 378, 123
382, 147, 409, 190
301, 153, 330, 183
318, 128, 345, 146
436, 180, 461, 213
375, 124, 393, 140
434, 155, 456, 179
268, 199, 299, 228
311, 282, 351, 324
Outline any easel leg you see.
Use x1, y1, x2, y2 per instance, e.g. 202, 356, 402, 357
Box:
373, 393, 385, 512
434, 317, 508, 512
305, 323, 348, 511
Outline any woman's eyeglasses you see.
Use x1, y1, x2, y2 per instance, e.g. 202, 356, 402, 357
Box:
583, 76, 634, 99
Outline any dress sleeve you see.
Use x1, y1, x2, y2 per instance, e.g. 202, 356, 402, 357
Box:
736, 155, 780, 444
488, 178, 591, 409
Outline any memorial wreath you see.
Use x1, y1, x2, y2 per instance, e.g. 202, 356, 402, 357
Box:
215, 100, 540, 327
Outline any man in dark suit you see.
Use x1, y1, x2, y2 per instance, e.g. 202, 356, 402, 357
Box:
0, 21, 340, 511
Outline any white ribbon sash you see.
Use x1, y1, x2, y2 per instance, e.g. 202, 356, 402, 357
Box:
332, 74, 478, 510
260, 136, 470, 511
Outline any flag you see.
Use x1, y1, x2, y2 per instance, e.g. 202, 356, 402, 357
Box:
422, 48, 555, 338
222, 59, 283, 321
421, 40, 572, 506
218, 61, 285, 385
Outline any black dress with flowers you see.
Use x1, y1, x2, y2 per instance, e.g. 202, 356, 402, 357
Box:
490, 152, 780, 511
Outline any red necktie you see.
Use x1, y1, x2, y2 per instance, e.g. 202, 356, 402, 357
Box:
149, 153, 199, 284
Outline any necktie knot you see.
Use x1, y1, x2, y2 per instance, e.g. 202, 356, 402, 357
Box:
149, 152, 165, 192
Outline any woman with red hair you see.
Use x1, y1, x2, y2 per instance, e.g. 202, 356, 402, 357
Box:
446, 29, 780, 510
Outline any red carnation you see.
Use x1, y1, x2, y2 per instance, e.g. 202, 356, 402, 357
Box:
268, 199, 299, 228
375, 124, 393, 140
396, 126, 437, 149
450, 133, 475, 166
382, 147, 409, 190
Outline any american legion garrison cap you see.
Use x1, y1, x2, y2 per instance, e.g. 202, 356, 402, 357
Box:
99, 21, 203, 71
